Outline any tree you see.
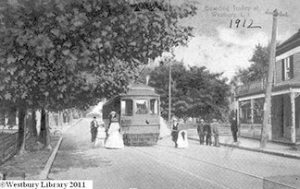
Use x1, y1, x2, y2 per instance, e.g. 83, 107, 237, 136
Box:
148, 61, 230, 120
232, 44, 269, 85
0, 0, 197, 151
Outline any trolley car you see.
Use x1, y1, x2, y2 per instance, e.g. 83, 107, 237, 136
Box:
102, 84, 160, 146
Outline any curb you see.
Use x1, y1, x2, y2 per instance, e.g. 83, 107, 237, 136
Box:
61, 119, 83, 133
188, 137, 300, 160
39, 118, 83, 180
39, 137, 63, 180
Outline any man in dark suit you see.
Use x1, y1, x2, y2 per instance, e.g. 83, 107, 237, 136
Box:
90, 117, 99, 143
230, 116, 238, 143
171, 117, 179, 148
197, 118, 205, 145
203, 121, 212, 145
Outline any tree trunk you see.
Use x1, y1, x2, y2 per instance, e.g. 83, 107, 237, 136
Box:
18, 107, 26, 154
63, 110, 67, 124
31, 110, 38, 137
25, 110, 38, 151
39, 108, 52, 150
45, 112, 51, 150
8, 107, 17, 127
0, 108, 6, 126
67, 110, 71, 123
59, 111, 63, 127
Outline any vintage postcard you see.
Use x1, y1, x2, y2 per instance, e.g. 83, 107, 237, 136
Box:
0, 0, 299, 188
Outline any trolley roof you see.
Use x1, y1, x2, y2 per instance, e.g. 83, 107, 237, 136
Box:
120, 83, 159, 97
103, 84, 159, 107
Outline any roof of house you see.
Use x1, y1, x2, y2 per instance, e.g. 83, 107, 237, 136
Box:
235, 82, 300, 98
276, 29, 300, 56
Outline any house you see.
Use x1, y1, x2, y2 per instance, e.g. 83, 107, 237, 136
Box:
235, 30, 300, 144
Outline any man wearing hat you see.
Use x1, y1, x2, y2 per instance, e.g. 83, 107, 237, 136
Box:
171, 117, 179, 148
211, 118, 220, 147
90, 116, 99, 143
203, 120, 212, 145
230, 115, 238, 143
197, 118, 205, 145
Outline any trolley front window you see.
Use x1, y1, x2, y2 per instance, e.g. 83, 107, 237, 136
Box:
121, 99, 133, 116
135, 100, 148, 114
150, 99, 158, 115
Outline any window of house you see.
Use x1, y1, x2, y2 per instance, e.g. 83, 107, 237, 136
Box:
121, 99, 133, 116
253, 98, 264, 124
239, 100, 251, 124
282, 56, 293, 81
150, 99, 158, 115
135, 100, 148, 114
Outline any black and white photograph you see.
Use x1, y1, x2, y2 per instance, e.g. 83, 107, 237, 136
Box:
0, 0, 299, 188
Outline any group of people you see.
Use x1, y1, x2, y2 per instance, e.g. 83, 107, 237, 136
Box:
196, 116, 238, 147
90, 111, 239, 149
196, 118, 220, 147
90, 111, 124, 149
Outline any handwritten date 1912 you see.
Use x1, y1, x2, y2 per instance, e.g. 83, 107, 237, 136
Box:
229, 19, 262, 29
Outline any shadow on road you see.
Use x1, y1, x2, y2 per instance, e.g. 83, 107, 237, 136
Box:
51, 149, 112, 174
51, 119, 113, 174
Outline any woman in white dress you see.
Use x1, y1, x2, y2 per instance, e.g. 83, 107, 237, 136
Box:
104, 111, 124, 149
94, 120, 106, 147
177, 130, 188, 148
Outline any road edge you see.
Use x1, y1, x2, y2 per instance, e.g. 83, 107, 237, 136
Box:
188, 137, 300, 160
39, 118, 83, 180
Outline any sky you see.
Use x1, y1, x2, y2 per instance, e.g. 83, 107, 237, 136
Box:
163, 0, 300, 80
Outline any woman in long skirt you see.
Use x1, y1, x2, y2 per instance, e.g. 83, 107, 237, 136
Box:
177, 130, 188, 148
105, 111, 124, 149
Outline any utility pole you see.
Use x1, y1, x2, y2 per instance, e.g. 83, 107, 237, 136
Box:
260, 9, 278, 148
168, 0, 172, 126
168, 61, 172, 125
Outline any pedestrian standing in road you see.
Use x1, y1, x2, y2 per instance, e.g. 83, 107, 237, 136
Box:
90, 116, 99, 143
94, 120, 106, 147
197, 118, 205, 145
177, 130, 188, 148
105, 111, 124, 149
230, 115, 238, 143
211, 118, 220, 147
171, 117, 179, 148
203, 121, 212, 145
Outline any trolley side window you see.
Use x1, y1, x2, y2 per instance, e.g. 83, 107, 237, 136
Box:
150, 99, 158, 115
121, 99, 133, 116
135, 100, 148, 114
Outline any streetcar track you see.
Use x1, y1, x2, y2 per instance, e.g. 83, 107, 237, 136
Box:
131, 147, 232, 189
155, 143, 264, 180
53, 119, 297, 188
149, 141, 298, 189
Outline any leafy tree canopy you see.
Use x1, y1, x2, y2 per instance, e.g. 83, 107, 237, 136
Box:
146, 61, 230, 120
0, 0, 197, 111
232, 44, 269, 86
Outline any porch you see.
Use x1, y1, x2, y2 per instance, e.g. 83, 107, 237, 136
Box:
236, 86, 300, 144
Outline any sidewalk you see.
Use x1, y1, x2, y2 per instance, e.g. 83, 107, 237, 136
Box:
0, 118, 82, 180
38, 118, 83, 180
188, 129, 300, 160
